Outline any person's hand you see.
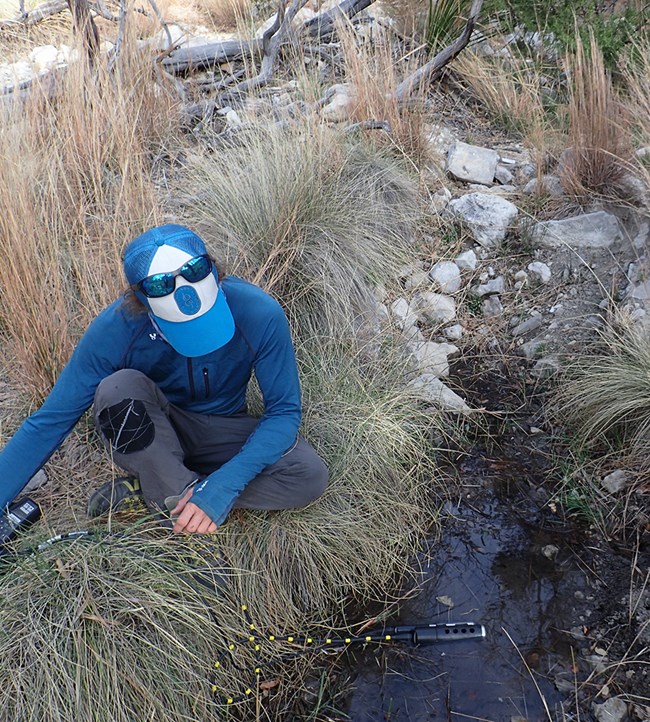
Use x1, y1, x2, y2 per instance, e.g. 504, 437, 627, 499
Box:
171, 488, 217, 534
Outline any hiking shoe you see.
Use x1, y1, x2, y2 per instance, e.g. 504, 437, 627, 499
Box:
87, 476, 142, 518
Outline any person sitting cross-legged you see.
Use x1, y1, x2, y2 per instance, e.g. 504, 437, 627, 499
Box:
0, 224, 329, 533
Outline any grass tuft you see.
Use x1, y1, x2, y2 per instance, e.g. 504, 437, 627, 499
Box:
178, 121, 421, 343
552, 315, 650, 464
559, 30, 632, 200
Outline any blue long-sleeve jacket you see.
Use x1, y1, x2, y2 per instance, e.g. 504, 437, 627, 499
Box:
0, 276, 302, 524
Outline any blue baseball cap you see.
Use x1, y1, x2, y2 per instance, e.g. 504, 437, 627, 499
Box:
124, 224, 235, 357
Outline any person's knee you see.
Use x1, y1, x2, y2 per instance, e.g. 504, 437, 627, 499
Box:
97, 398, 156, 454
301, 456, 329, 505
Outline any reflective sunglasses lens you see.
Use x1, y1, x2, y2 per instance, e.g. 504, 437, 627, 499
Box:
180, 255, 212, 283
140, 274, 175, 298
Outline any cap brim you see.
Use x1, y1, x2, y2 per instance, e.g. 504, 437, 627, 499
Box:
153, 285, 235, 357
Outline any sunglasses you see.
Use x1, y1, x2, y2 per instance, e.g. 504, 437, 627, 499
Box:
137, 254, 214, 298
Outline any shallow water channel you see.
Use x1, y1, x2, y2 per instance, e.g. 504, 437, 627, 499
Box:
340, 448, 591, 722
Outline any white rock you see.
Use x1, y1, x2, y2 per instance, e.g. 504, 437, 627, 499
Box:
446, 141, 498, 185
225, 109, 243, 128
447, 192, 519, 248
408, 340, 458, 377
29, 45, 59, 71
429, 261, 462, 294
527, 261, 552, 284
412, 292, 456, 324
390, 297, 419, 330
601, 470, 629, 494
454, 249, 478, 271
531, 211, 624, 249
443, 324, 464, 340
321, 84, 355, 121
408, 374, 473, 414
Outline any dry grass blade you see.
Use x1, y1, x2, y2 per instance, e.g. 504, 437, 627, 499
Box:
559, 30, 633, 200
0, 35, 178, 400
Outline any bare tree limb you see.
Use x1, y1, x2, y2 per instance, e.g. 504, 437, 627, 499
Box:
160, 0, 371, 74
303, 0, 373, 40
394, 0, 484, 101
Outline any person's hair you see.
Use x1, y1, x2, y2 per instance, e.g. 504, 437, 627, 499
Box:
120, 259, 227, 316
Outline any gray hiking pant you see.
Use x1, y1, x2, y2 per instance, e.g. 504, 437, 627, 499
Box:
93, 369, 328, 519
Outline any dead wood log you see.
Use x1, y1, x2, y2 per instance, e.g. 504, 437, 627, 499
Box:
303, 0, 373, 40
160, 0, 376, 75
0, 0, 67, 29
394, 0, 484, 101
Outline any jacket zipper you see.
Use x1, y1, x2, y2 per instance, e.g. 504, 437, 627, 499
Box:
202, 367, 210, 398
187, 358, 196, 400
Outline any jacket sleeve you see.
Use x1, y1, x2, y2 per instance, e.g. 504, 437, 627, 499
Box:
190, 304, 302, 524
0, 309, 124, 510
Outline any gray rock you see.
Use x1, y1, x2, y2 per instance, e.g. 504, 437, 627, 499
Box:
523, 174, 564, 197
446, 141, 498, 185
455, 249, 478, 271
629, 279, 650, 301
448, 192, 519, 248
494, 164, 514, 185
412, 291, 456, 324
403, 270, 429, 291
531, 211, 624, 249
443, 324, 464, 340
429, 261, 462, 294
601, 470, 629, 494
511, 314, 543, 337
592, 697, 628, 722
390, 297, 419, 330
24, 469, 48, 493
532, 355, 562, 377
520, 338, 546, 359
482, 295, 504, 317
476, 277, 505, 297
431, 186, 452, 213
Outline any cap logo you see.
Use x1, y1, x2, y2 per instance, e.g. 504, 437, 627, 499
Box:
175, 285, 202, 316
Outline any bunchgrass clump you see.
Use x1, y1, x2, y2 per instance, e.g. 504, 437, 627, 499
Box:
180, 122, 421, 342
552, 317, 650, 465
559, 31, 632, 200
220, 336, 444, 627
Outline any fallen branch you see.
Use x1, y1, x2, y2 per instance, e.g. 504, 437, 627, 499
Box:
218, 0, 310, 104
394, 0, 484, 101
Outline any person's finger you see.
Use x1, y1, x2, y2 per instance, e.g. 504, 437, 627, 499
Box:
170, 487, 194, 516
173, 502, 196, 533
